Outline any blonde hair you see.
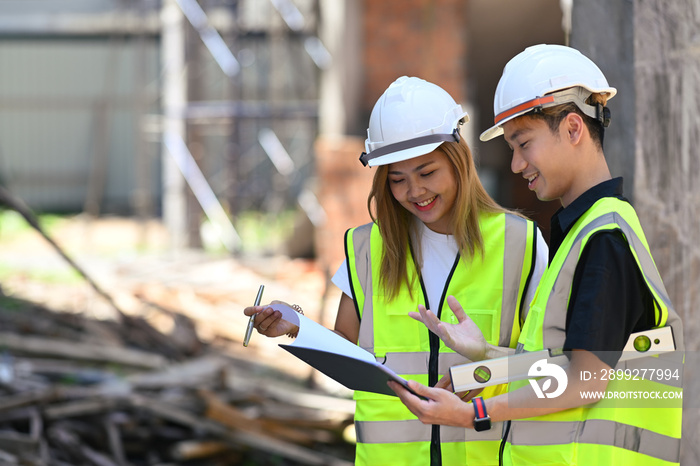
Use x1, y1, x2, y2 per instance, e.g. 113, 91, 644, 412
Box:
367, 137, 518, 299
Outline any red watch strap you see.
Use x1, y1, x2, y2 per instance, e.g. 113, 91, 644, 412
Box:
473, 396, 487, 418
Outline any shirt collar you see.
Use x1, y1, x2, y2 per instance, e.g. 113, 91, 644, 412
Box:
553, 177, 626, 234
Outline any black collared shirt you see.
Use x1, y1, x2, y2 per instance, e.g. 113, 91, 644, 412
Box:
550, 178, 656, 367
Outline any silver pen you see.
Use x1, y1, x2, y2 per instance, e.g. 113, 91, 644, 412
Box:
243, 285, 265, 347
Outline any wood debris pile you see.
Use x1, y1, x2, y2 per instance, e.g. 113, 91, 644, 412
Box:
0, 292, 355, 466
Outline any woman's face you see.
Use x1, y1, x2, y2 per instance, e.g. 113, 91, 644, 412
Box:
387, 148, 458, 234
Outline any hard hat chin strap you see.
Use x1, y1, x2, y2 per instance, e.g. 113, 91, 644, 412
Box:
359, 127, 461, 167
595, 104, 612, 128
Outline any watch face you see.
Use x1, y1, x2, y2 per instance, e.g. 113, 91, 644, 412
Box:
474, 418, 491, 432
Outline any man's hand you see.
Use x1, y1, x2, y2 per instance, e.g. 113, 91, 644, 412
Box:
388, 380, 473, 428
435, 373, 482, 402
409, 295, 488, 361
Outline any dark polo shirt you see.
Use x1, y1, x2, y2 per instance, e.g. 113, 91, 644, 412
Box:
549, 177, 656, 367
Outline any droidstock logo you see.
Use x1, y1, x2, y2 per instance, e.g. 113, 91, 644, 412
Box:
528, 359, 568, 398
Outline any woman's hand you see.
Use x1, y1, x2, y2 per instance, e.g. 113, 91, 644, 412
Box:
409, 295, 488, 361
243, 300, 299, 338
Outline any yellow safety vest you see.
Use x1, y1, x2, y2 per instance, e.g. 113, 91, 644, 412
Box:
345, 212, 537, 466
503, 197, 684, 465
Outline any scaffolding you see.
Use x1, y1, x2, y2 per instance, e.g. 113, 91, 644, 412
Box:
0, 0, 327, 254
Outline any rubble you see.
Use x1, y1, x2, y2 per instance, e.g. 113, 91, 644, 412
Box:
0, 185, 356, 464
0, 291, 355, 465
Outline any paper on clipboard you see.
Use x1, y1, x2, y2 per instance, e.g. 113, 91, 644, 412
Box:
269, 303, 417, 397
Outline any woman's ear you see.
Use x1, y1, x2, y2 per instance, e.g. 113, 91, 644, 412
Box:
563, 112, 584, 145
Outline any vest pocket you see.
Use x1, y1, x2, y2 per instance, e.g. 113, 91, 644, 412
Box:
463, 308, 497, 344
374, 291, 429, 352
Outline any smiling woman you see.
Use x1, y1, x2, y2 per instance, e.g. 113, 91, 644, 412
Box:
244, 76, 549, 466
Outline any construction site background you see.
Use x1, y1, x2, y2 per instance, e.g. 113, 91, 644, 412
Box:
0, 0, 698, 463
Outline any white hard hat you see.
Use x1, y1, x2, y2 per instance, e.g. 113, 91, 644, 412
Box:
480, 44, 617, 141
360, 76, 469, 167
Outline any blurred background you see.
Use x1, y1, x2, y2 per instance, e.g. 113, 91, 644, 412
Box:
0, 0, 697, 464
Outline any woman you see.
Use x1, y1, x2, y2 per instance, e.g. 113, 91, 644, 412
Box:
244, 76, 547, 466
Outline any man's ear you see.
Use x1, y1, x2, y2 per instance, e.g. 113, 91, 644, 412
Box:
563, 112, 584, 145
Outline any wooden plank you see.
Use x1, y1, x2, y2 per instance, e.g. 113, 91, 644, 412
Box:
43, 399, 116, 420
103, 415, 127, 466
170, 440, 232, 461
199, 389, 320, 445
126, 355, 226, 388
0, 390, 55, 413
130, 394, 352, 466
0, 448, 18, 464
0, 332, 166, 369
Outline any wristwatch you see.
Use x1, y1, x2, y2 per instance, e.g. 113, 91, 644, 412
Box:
472, 396, 491, 432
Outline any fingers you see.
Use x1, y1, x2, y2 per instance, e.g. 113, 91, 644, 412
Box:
388, 380, 430, 406
407, 306, 431, 324
446, 295, 468, 323
257, 311, 282, 334
243, 305, 262, 317
417, 304, 441, 327
243, 305, 281, 334
408, 311, 422, 322
407, 379, 437, 399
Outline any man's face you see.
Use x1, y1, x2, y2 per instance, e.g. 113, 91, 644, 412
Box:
503, 116, 576, 206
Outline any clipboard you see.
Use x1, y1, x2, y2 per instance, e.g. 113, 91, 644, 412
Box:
270, 303, 419, 397
280, 344, 420, 397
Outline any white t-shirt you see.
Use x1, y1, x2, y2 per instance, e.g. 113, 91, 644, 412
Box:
332, 221, 548, 314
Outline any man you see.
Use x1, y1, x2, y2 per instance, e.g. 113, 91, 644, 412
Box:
389, 44, 684, 465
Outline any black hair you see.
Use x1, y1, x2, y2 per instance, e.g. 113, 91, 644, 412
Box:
530, 101, 609, 150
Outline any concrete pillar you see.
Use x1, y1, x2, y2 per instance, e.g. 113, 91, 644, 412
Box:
161, 0, 188, 250
318, 0, 363, 137
572, 1, 700, 463
314, 0, 373, 276
570, 0, 636, 200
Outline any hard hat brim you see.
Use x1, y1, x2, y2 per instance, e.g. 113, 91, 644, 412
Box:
479, 123, 506, 142
367, 142, 443, 167
479, 85, 617, 142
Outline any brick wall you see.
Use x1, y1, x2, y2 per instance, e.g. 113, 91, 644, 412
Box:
313, 0, 471, 275
362, 0, 469, 113
314, 136, 374, 275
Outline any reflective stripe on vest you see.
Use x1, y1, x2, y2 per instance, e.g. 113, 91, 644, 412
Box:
345, 213, 536, 466
508, 197, 684, 465
355, 419, 502, 444
369, 351, 472, 375
508, 419, 680, 464
522, 209, 682, 351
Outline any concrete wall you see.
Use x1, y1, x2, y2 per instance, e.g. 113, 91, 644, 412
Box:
573, 1, 700, 463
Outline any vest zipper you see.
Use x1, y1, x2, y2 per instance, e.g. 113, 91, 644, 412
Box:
419, 273, 441, 466
426, 254, 461, 466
